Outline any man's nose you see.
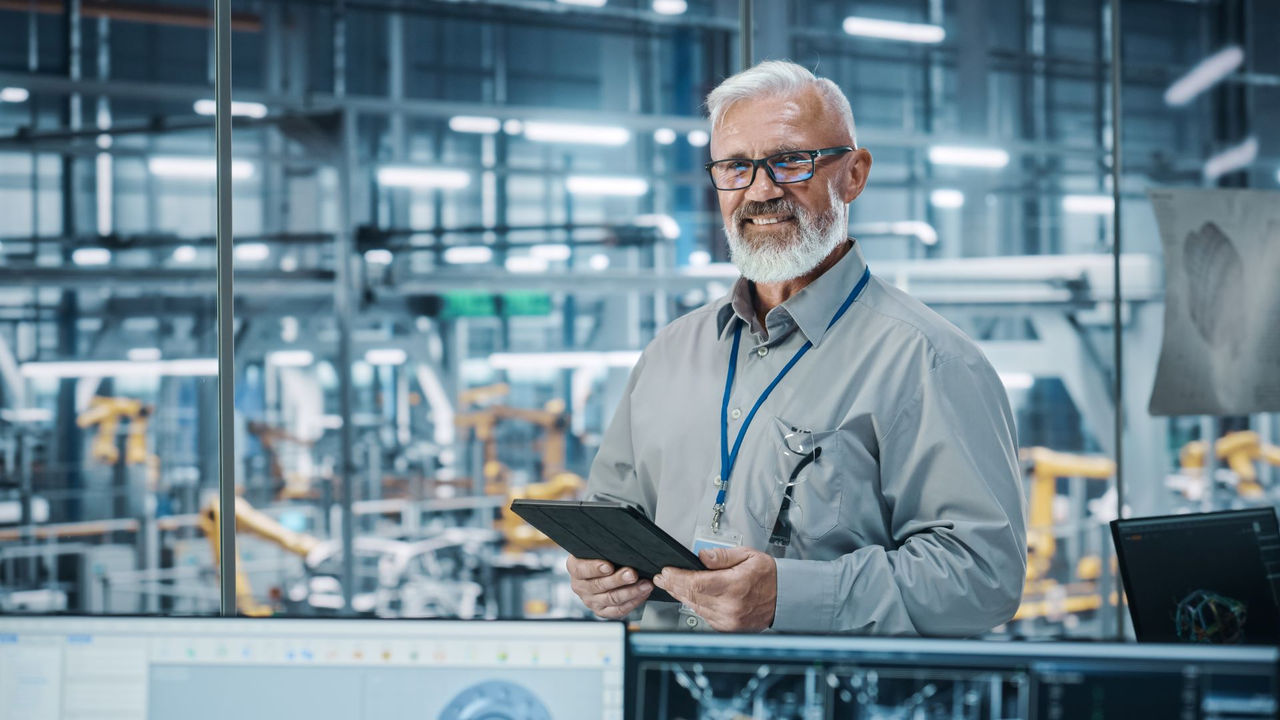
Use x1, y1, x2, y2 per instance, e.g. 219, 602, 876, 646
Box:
744, 167, 785, 203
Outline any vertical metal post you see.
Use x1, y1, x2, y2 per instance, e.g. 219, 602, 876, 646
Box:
214, 0, 237, 618
1107, 0, 1125, 640
333, 0, 356, 613
335, 109, 358, 615
738, 0, 752, 70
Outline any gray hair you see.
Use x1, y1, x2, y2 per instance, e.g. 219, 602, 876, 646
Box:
705, 60, 858, 147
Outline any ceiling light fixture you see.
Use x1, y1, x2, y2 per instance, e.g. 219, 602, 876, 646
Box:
842, 16, 945, 44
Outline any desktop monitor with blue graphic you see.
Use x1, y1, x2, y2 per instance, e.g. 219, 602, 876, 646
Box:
0, 616, 624, 720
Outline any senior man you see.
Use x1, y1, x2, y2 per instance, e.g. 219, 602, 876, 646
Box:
567, 60, 1026, 635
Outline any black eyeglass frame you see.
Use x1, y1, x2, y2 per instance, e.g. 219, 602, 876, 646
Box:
704, 145, 856, 191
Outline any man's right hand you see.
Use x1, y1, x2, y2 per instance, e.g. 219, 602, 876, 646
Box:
566, 556, 653, 619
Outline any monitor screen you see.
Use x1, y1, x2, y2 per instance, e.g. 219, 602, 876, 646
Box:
1112, 508, 1280, 644
628, 633, 1279, 720
0, 617, 624, 720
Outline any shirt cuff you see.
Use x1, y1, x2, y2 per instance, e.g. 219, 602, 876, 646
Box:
771, 557, 836, 633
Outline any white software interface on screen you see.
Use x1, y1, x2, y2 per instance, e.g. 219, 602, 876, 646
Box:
0, 618, 624, 720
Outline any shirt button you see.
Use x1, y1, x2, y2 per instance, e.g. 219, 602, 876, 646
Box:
685, 616, 699, 628
757, 346, 769, 357
730, 408, 742, 420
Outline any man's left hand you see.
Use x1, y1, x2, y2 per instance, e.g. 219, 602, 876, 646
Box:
653, 546, 777, 632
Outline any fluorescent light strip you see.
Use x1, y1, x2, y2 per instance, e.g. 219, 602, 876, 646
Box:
148, 156, 254, 180
505, 256, 550, 273
928, 146, 1010, 168
488, 351, 641, 371
365, 348, 408, 366
364, 249, 394, 265
688, 250, 711, 267
588, 253, 610, 271
530, 243, 572, 262
234, 243, 270, 262
1062, 194, 1115, 215
556, 0, 607, 6
21, 359, 218, 379
267, 350, 314, 367
652, 0, 686, 14
930, 189, 965, 209
377, 166, 470, 189
1203, 136, 1258, 181
653, 128, 677, 145
0, 87, 30, 103
443, 246, 494, 264
566, 175, 649, 197
1164, 46, 1245, 107
71, 248, 111, 266
193, 99, 268, 119
843, 16, 945, 44
448, 116, 502, 134
172, 245, 198, 263
687, 130, 710, 147
523, 122, 630, 146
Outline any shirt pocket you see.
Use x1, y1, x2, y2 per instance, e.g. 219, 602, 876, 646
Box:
745, 416, 845, 542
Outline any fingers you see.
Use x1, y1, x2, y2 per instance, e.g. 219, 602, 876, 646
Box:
698, 545, 754, 570
566, 556, 652, 618
655, 550, 777, 632
565, 555, 613, 581
595, 580, 653, 619
652, 566, 705, 604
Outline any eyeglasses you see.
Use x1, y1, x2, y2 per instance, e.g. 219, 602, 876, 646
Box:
705, 146, 854, 191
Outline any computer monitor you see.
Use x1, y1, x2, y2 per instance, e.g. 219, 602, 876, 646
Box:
628, 633, 1278, 720
1111, 508, 1280, 645
0, 616, 624, 720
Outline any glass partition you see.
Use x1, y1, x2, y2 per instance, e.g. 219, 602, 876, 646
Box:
1119, 1, 1279, 521
0, 1, 220, 614
5, 0, 1275, 645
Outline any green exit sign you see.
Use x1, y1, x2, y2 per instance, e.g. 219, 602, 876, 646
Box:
441, 291, 552, 318
501, 291, 552, 317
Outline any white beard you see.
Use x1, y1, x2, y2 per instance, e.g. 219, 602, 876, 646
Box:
725, 182, 848, 284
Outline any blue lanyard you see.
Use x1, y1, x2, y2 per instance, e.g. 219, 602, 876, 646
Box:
712, 266, 871, 530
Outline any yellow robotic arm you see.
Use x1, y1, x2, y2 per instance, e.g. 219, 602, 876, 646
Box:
76, 396, 153, 466
1180, 430, 1280, 498
198, 496, 321, 616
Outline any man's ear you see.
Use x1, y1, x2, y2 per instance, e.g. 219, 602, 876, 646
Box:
842, 148, 872, 204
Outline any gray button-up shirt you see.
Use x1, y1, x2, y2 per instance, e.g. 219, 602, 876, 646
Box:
586, 240, 1026, 635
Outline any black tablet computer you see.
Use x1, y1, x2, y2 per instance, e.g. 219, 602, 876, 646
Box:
510, 499, 706, 604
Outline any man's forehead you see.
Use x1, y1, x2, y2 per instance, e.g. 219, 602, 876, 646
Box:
711, 90, 833, 154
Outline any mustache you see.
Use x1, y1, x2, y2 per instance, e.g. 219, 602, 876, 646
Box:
733, 198, 800, 223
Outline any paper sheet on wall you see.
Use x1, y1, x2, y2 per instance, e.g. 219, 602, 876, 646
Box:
1147, 188, 1280, 416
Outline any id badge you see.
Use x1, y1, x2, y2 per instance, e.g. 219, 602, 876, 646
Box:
678, 524, 743, 630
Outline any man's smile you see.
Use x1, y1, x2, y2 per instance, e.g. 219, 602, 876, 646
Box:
744, 215, 795, 226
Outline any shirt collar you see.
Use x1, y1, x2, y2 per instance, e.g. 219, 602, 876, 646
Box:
715, 240, 868, 347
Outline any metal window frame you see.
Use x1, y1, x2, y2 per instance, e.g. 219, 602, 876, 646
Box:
214, 0, 236, 617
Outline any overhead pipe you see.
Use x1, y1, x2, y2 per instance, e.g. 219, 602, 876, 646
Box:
0, 0, 262, 32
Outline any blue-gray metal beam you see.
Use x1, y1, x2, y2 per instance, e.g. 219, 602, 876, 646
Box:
214, 0, 237, 618
1107, 0, 1126, 641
